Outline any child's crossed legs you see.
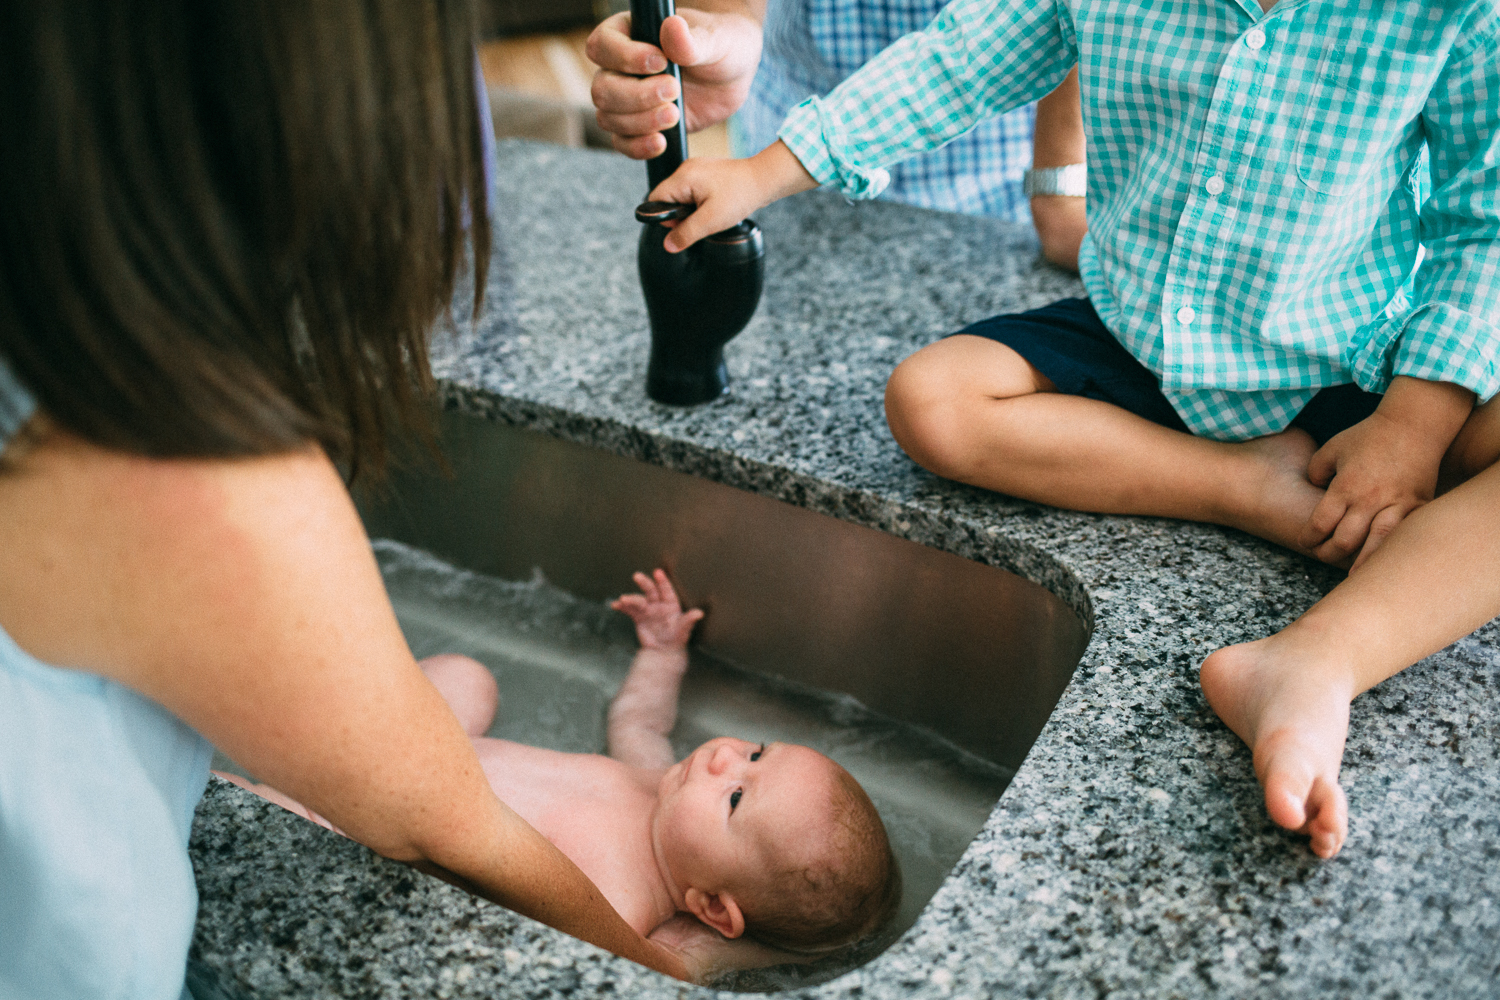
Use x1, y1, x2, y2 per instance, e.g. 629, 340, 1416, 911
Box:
885, 298, 1500, 857
885, 299, 1373, 563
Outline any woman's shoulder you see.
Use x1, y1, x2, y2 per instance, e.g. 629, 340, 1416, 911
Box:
0, 430, 357, 694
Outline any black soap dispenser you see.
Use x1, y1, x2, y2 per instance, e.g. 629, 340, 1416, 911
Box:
631, 0, 765, 406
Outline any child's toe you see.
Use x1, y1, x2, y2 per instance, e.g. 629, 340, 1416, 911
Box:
1305, 777, 1348, 859
1262, 771, 1311, 833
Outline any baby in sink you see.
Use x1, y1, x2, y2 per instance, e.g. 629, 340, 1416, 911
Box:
224, 569, 898, 977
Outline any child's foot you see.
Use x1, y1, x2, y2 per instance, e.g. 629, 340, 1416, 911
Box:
1199, 636, 1354, 858
420, 654, 500, 737
1226, 429, 1330, 561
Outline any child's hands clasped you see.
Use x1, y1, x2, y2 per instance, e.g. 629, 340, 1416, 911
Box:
1299, 376, 1475, 569
611, 569, 705, 650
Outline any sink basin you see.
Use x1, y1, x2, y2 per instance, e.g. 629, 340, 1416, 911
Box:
353, 408, 1090, 987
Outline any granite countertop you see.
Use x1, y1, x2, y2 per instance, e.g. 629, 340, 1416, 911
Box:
188, 141, 1500, 999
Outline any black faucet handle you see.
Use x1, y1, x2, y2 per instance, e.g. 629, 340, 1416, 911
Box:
635, 200, 694, 224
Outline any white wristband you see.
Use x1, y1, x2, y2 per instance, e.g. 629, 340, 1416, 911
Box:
1023, 163, 1087, 197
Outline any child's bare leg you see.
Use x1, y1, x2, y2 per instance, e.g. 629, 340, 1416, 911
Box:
885, 336, 1328, 557
419, 654, 499, 738
1201, 442, 1500, 858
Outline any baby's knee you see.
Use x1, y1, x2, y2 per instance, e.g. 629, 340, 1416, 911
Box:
420, 654, 499, 735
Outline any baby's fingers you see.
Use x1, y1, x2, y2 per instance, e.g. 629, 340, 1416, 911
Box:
633, 570, 660, 602
1306, 438, 1341, 488
652, 568, 682, 608
661, 201, 741, 253
646, 164, 750, 253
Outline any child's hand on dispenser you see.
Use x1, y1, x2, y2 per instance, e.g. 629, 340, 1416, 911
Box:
648, 139, 817, 253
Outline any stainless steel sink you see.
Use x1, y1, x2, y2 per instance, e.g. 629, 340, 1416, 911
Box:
355, 408, 1090, 988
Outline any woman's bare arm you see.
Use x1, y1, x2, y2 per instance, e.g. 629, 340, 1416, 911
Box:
607, 570, 703, 769
0, 430, 687, 980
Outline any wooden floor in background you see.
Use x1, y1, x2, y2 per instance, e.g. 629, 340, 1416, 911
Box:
479, 31, 732, 159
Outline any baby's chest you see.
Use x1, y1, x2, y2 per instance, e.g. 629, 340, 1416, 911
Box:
543, 805, 661, 933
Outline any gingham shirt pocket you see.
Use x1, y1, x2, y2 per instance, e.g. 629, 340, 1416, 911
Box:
1295, 46, 1429, 197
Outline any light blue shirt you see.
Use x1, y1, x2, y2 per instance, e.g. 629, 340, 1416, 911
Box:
735, 0, 1037, 220
0, 359, 212, 1000
780, 0, 1500, 440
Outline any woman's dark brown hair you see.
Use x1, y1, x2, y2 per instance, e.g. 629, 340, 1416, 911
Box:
0, 0, 489, 474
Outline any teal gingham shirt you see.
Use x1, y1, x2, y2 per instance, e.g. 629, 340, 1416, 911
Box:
780, 0, 1500, 440
734, 0, 1037, 220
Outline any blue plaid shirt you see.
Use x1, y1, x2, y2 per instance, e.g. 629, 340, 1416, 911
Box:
732, 0, 1036, 221
781, 0, 1500, 440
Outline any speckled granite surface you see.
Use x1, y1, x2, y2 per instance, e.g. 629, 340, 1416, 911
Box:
189, 142, 1500, 999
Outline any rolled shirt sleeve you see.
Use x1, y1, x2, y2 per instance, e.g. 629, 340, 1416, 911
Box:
1385, 8, 1500, 404
778, 0, 1077, 199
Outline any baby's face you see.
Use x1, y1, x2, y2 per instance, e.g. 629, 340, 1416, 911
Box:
652, 737, 843, 900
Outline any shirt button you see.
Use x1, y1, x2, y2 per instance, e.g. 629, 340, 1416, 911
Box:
1176, 305, 1196, 325
1206, 175, 1225, 195
1245, 28, 1266, 50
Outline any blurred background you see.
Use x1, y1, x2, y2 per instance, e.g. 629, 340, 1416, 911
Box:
478, 0, 731, 156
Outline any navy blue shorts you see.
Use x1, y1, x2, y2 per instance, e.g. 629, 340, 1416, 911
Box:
951, 298, 1381, 446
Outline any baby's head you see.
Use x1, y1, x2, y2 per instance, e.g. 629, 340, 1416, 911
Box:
652, 737, 899, 952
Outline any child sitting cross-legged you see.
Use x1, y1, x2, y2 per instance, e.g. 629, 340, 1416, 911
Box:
639, 0, 1500, 860
223, 570, 899, 979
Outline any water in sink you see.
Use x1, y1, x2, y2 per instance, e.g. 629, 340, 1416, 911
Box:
371, 538, 1011, 989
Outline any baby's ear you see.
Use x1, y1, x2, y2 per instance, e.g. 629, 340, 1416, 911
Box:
683, 887, 746, 939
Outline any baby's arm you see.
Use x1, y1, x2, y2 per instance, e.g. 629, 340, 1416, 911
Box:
607, 569, 705, 769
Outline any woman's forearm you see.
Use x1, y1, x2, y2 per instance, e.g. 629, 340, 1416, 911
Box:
411, 795, 689, 979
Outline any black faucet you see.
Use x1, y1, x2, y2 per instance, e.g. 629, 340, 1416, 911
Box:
630, 0, 764, 406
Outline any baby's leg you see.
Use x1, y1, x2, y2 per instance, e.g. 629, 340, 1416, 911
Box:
420, 654, 499, 738
1201, 448, 1500, 858
885, 335, 1325, 555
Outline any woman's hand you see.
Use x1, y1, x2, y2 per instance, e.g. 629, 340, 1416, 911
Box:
650, 913, 815, 982
648, 139, 817, 252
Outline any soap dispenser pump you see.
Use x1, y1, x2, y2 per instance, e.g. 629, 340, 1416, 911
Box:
630, 0, 765, 406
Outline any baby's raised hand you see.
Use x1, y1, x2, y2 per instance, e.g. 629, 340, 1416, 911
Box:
611, 569, 704, 650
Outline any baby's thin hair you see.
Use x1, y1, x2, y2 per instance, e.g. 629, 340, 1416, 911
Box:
743, 766, 901, 953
